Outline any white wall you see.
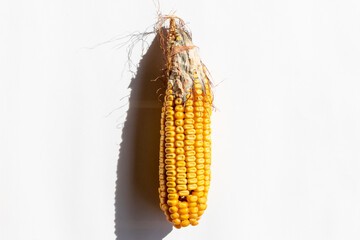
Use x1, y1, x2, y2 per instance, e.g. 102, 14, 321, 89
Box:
1, 0, 360, 239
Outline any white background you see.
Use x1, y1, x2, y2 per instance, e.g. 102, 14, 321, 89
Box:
1, 0, 360, 239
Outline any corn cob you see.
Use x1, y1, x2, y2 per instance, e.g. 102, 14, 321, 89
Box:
157, 16, 213, 229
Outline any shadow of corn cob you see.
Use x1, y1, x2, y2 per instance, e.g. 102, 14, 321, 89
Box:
114, 34, 172, 240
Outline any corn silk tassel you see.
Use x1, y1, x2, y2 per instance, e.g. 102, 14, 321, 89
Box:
156, 16, 213, 229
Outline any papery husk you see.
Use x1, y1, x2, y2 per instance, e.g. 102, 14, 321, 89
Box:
156, 15, 213, 104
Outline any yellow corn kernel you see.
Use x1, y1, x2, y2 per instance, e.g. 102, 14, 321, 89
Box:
195, 89, 202, 95
168, 194, 179, 200
165, 115, 174, 121
187, 195, 198, 202
187, 167, 197, 173
189, 207, 199, 214
194, 83, 202, 89
170, 212, 180, 219
172, 219, 181, 225
181, 220, 190, 227
195, 141, 203, 147
167, 199, 178, 206
176, 161, 186, 167
185, 150, 196, 156
192, 191, 204, 197
169, 206, 179, 214
187, 173, 196, 178
177, 179, 187, 185
185, 100, 193, 106
165, 159, 176, 165
197, 180, 205, 186
185, 129, 196, 135
165, 165, 176, 171
188, 184, 197, 190
185, 106, 193, 112
184, 145, 195, 151
180, 214, 190, 220
165, 137, 175, 143
165, 101, 173, 106
167, 188, 176, 194
196, 164, 205, 170
166, 170, 176, 176
190, 219, 199, 226
194, 101, 203, 107
195, 112, 203, 117
175, 148, 184, 154
195, 147, 204, 153
186, 162, 196, 167
196, 158, 205, 164
165, 126, 175, 131
175, 105, 184, 112
197, 186, 205, 191
165, 121, 174, 126
175, 141, 184, 148
184, 140, 195, 145
204, 136, 211, 143
195, 129, 203, 134
175, 126, 184, 133
204, 118, 211, 124
162, 204, 169, 211
188, 202, 197, 207
175, 134, 185, 141
178, 202, 188, 209
166, 153, 176, 159
185, 112, 194, 119
175, 98, 183, 105
178, 190, 189, 196
175, 119, 184, 126
195, 95, 204, 101
165, 142, 174, 148
195, 107, 204, 112
166, 109, 175, 116
196, 151, 204, 157
166, 182, 176, 188
176, 185, 187, 191
189, 213, 198, 219
178, 208, 189, 214
177, 167, 187, 173
167, 95, 174, 101
188, 178, 198, 184
184, 119, 195, 124
176, 154, 185, 161
177, 173, 186, 179
197, 175, 205, 180
175, 112, 184, 119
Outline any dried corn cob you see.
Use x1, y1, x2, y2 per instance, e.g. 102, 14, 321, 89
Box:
157, 16, 213, 229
